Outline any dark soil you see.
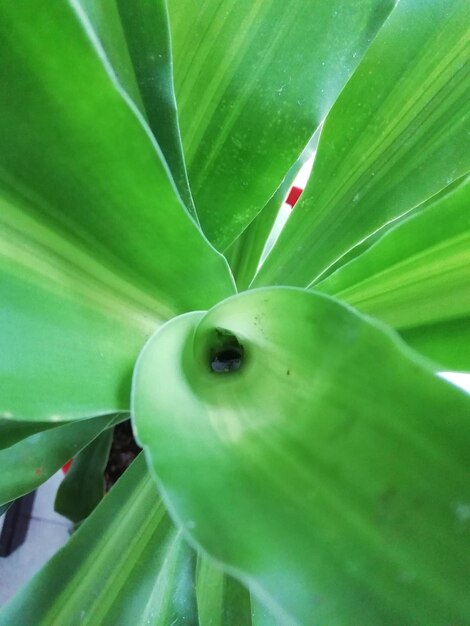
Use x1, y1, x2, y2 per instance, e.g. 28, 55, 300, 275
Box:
104, 420, 141, 491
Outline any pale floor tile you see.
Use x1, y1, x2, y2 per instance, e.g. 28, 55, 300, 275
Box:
0, 472, 71, 607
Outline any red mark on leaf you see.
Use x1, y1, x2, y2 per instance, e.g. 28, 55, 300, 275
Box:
286, 186, 303, 207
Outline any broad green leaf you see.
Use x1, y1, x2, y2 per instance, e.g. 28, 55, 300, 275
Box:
134, 288, 470, 625
0, 206, 152, 421
54, 428, 113, 524
0, 414, 119, 507
400, 317, 470, 373
227, 133, 317, 291
0, 455, 199, 626
0, 1, 234, 421
315, 177, 470, 329
73, 0, 144, 109
169, 0, 397, 249
0, 0, 233, 315
255, 0, 470, 287
0, 419, 56, 450
0, 454, 278, 625
75, 0, 196, 215
315, 173, 470, 285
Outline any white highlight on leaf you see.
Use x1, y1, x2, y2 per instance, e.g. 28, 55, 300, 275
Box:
257, 156, 315, 271
439, 371, 470, 393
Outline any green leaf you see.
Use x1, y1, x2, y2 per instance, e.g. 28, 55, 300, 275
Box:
0, 419, 56, 450
0, 455, 199, 626
0, 414, 119, 507
255, 0, 470, 287
0, 502, 11, 518
196, 557, 285, 626
0, 0, 233, 314
226, 132, 317, 291
315, 174, 470, 286
133, 287, 470, 625
315, 176, 470, 329
76, 0, 196, 216
169, 0, 397, 249
54, 428, 114, 524
0, 1, 235, 421
400, 317, 470, 373
0, 454, 278, 625
0, 210, 152, 421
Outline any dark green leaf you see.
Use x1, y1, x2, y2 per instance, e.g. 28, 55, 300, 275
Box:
1, 454, 278, 625
0, 419, 56, 450
0, 414, 119, 507
77, 0, 196, 215
134, 287, 470, 625
0, 502, 11, 518
0, 455, 199, 626
54, 428, 114, 524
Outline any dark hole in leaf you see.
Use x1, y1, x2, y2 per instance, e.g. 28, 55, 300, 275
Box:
210, 331, 244, 373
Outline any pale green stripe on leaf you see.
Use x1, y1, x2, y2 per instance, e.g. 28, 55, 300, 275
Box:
0, 456, 199, 626
315, 177, 470, 329
255, 0, 470, 287
169, 0, 397, 249
76, 0, 196, 216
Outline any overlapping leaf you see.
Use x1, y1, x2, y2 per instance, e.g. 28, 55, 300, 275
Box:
75, 0, 196, 215
227, 132, 317, 290
314, 175, 470, 370
0, 0, 234, 421
0, 455, 199, 625
0, 414, 119, 507
134, 288, 470, 625
54, 428, 114, 524
255, 0, 470, 287
0, 455, 280, 625
315, 177, 470, 328
169, 0, 397, 249
401, 317, 470, 373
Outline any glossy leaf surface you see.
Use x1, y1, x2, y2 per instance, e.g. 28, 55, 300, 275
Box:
0, 202, 153, 421
54, 428, 113, 524
0, 0, 233, 315
0, 454, 280, 625
0, 414, 119, 507
196, 557, 285, 626
76, 0, 195, 215
0, 1, 234, 421
0, 455, 199, 626
169, 0, 397, 249
255, 0, 470, 287
134, 288, 470, 625
316, 177, 470, 329
0, 419, 56, 450
400, 317, 470, 373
